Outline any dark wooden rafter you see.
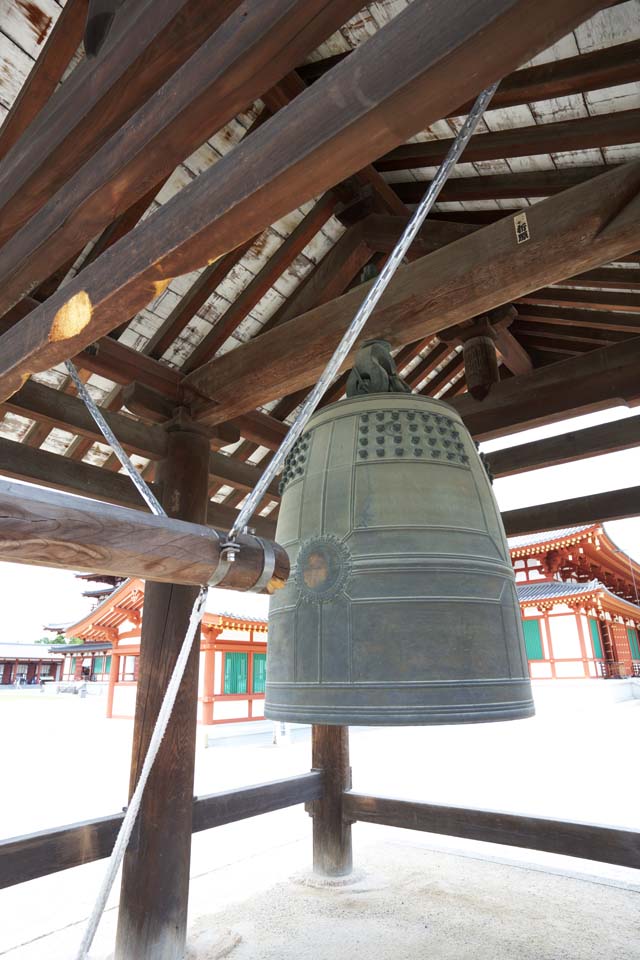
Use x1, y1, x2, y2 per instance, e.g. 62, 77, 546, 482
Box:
376, 108, 640, 170
0, 0, 366, 316
184, 161, 640, 423
487, 414, 640, 478
516, 304, 640, 333
390, 166, 610, 204
0, 0, 610, 401
0, 0, 245, 247
0, 0, 89, 161
298, 38, 640, 116
518, 286, 640, 312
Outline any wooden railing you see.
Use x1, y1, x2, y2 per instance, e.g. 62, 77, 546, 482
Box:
0, 772, 323, 889
2, 773, 639, 890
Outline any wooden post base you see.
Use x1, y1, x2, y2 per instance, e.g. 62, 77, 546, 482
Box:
311, 724, 352, 877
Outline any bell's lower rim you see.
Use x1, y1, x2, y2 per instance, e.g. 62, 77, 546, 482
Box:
264, 700, 536, 726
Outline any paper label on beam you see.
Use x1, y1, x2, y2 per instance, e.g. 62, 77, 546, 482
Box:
514, 212, 530, 244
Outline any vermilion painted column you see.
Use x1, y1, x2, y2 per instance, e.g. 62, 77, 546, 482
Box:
106, 653, 120, 719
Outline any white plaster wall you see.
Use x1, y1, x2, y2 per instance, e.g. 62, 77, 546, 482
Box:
112, 684, 137, 717
530, 662, 553, 679
548, 615, 582, 659
554, 661, 587, 678
214, 699, 249, 720
214, 652, 222, 695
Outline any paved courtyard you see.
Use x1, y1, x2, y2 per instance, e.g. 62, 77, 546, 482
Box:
0, 687, 638, 958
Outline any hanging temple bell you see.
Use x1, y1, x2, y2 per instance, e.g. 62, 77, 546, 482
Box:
265, 340, 534, 726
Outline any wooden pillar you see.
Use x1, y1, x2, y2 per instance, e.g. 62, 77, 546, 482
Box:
311, 724, 352, 877
202, 647, 214, 725
115, 417, 210, 960
106, 653, 120, 719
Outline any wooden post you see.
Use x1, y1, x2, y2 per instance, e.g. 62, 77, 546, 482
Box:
311, 724, 352, 877
115, 417, 210, 960
106, 653, 119, 719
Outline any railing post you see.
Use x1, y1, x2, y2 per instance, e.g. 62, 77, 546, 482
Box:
311, 724, 352, 877
114, 415, 210, 960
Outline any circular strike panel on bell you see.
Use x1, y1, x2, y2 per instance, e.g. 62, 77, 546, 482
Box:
267, 393, 534, 727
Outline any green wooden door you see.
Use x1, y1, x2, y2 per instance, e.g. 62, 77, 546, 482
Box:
627, 627, 640, 660
522, 619, 543, 660
224, 652, 248, 693
252, 653, 267, 693
588, 619, 604, 659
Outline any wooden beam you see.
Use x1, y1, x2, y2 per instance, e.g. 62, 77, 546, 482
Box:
391, 166, 607, 204
518, 286, 640, 312
0, 438, 278, 537
299, 39, 640, 117
0, 0, 608, 400
0, 0, 89, 161
145, 239, 258, 360
0, 0, 362, 314
486, 415, 640, 478
452, 338, 640, 440
3, 379, 168, 460
493, 326, 533, 374
0, 479, 284, 587
376, 109, 640, 171
562, 266, 640, 290
0, 773, 323, 889
502, 486, 640, 537
0, 0, 243, 247
515, 304, 640, 333
343, 793, 640, 869
183, 162, 640, 423
182, 195, 336, 370
512, 321, 626, 345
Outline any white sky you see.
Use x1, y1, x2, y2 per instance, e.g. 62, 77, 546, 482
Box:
1, 405, 638, 645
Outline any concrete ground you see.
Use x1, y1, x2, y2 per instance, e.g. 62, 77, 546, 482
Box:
1, 688, 639, 958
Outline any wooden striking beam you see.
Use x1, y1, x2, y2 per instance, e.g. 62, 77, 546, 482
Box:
502, 486, 640, 537
0, 0, 89, 161
0, 0, 244, 246
391, 166, 607, 204
344, 793, 640, 869
299, 39, 640, 116
376, 109, 640, 171
486, 415, 640, 478
0, 0, 608, 400
452, 337, 640, 440
0, 479, 283, 587
183, 162, 640, 423
0, 772, 323, 889
0, 0, 363, 314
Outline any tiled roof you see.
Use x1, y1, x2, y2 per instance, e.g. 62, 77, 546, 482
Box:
517, 579, 601, 603
0, 642, 64, 659
517, 578, 640, 618
509, 526, 593, 550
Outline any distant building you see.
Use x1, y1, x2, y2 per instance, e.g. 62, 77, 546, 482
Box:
510, 524, 640, 680
0, 643, 64, 685
54, 578, 268, 724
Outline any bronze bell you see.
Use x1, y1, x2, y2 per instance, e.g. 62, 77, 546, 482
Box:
266, 342, 534, 726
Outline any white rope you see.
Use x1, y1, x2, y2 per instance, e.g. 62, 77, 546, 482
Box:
75, 585, 208, 960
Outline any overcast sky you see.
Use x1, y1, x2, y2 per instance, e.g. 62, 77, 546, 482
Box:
1, 405, 638, 645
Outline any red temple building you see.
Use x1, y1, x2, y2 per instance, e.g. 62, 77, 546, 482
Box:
0, 643, 63, 685
56, 578, 268, 724
510, 524, 640, 680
